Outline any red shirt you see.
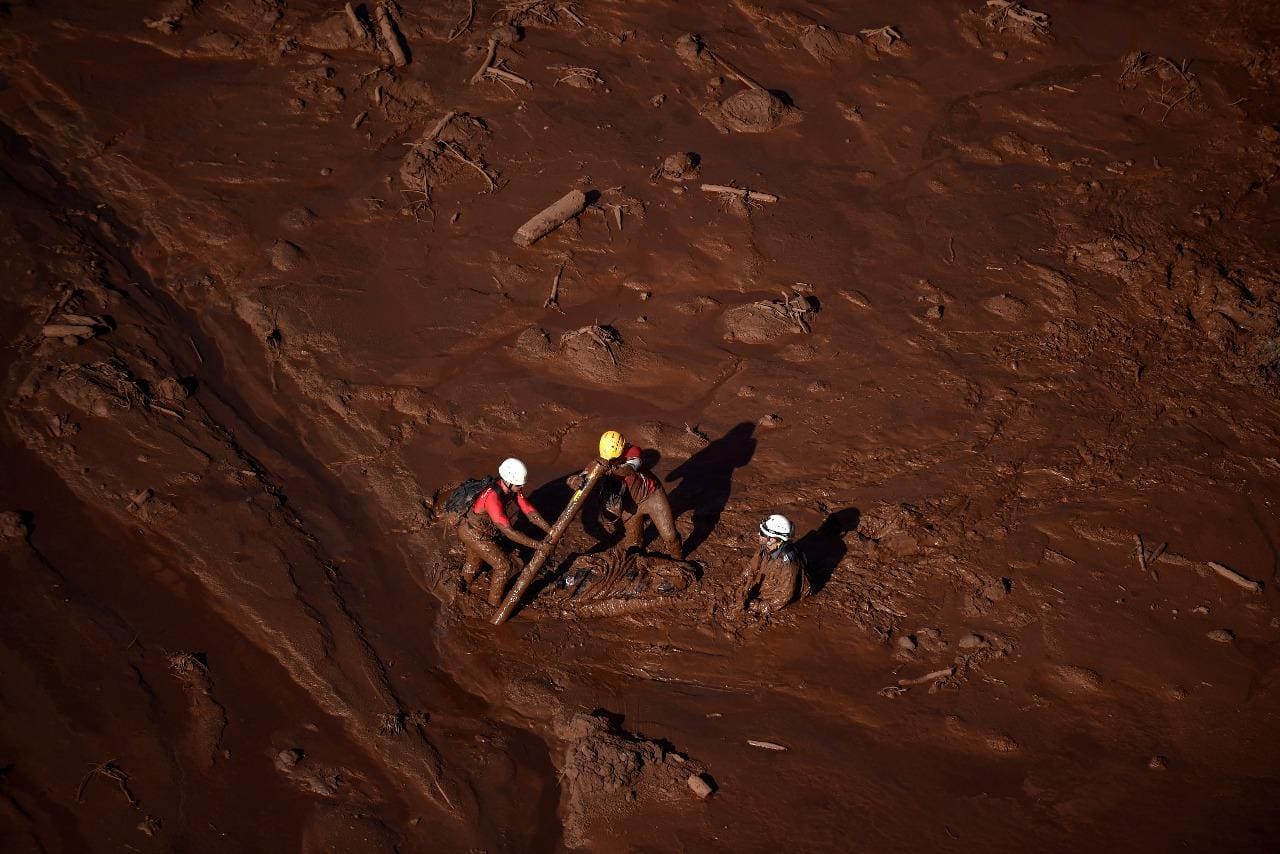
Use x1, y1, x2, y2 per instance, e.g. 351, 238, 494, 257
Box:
471, 485, 535, 528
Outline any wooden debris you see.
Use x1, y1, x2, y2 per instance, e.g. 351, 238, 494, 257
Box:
441, 141, 497, 191
76, 760, 139, 808
448, 0, 476, 41
746, 739, 788, 751
351, 110, 369, 129
1206, 629, 1235, 644
558, 4, 586, 27
424, 110, 459, 143
687, 773, 713, 798
984, 1, 1050, 33
345, 2, 370, 42
470, 37, 499, 83
859, 25, 903, 47
375, 4, 408, 67
1135, 533, 1149, 576
898, 666, 955, 687
544, 263, 564, 309
554, 66, 604, 88
513, 189, 588, 247
700, 183, 779, 203
1207, 561, 1263, 594
706, 48, 764, 91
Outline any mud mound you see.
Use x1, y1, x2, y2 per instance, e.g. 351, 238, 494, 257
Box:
799, 25, 856, 63
721, 292, 817, 343
704, 89, 802, 134
555, 712, 709, 848
557, 324, 627, 384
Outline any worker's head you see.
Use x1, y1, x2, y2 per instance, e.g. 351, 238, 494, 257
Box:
759, 514, 793, 543
598, 430, 626, 461
498, 458, 528, 490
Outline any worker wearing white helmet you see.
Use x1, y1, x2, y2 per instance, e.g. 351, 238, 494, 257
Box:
738, 513, 806, 614
454, 458, 551, 606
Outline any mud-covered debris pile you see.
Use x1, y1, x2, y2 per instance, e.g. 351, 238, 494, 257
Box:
555, 712, 711, 847
722, 292, 818, 343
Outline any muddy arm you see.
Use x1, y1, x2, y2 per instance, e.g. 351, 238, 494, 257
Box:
498, 523, 541, 550
525, 509, 552, 534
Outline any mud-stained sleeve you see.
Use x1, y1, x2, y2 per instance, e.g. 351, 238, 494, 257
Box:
756, 552, 800, 611
516, 492, 536, 516
739, 549, 765, 605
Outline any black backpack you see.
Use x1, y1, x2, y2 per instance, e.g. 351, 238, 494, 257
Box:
443, 476, 496, 525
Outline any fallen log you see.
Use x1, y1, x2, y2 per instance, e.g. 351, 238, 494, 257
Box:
375, 4, 408, 67
491, 458, 608, 625
345, 2, 370, 42
1207, 561, 1263, 594
700, 183, 779, 203
41, 324, 95, 338
897, 666, 954, 686
513, 189, 589, 247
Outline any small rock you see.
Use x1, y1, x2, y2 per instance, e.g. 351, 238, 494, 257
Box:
650, 93, 666, 107
1206, 629, 1234, 644
992, 50, 1008, 60
895, 634, 917, 651
757, 414, 783, 428
274, 748, 303, 771
986, 735, 1019, 753
319, 166, 332, 176
686, 773, 713, 799
0, 511, 29, 540
674, 32, 705, 63
269, 240, 304, 271
958, 633, 986, 650
659, 151, 700, 182
1148, 755, 1168, 770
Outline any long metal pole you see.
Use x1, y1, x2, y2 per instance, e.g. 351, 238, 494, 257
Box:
491, 459, 608, 625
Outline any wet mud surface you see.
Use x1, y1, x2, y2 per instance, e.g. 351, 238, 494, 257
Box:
2, 1, 1280, 851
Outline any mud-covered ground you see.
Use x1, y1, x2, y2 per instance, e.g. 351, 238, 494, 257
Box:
3, 1, 1280, 851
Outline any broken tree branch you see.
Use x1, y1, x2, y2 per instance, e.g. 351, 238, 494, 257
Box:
1207, 561, 1263, 594
705, 49, 764, 91
440, 142, 496, 191
345, 2, 371, 42
700, 183, 779, 203
470, 37, 499, 83
375, 4, 408, 67
544, 263, 564, 309
513, 189, 589, 246
898, 666, 955, 687
448, 0, 477, 41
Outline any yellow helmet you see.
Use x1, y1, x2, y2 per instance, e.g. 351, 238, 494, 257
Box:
598, 430, 626, 460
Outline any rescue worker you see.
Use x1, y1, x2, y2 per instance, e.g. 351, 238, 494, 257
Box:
568, 430, 683, 559
738, 514, 805, 614
459, 458, 551, 606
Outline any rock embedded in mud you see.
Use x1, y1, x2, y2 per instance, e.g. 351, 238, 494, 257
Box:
0, 511, 30, 541
491, 24, 522, 45
1206, 629, 1235, 643
269, 240, 305, 271
1148, 755, 1169, 770
1052, 664, 1103, 692
958, 633, 987, 650
660, 152, 700, 181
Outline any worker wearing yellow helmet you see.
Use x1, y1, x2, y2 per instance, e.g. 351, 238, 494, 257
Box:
568, 430, 683, 558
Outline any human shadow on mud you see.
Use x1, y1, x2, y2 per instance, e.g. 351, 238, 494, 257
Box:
795, 507, 860, 594
666, 422, 757, 555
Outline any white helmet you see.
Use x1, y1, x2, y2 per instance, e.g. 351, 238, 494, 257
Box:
759, 514, 793, 540
498, 457, 528, 487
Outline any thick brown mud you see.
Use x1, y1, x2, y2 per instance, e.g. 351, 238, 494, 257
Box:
3, 1, 1280, 851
